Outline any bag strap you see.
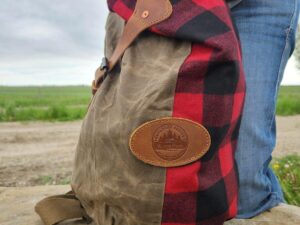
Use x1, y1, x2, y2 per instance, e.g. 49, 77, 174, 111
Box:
91, 0, 173, 95
35, 191, 92, 225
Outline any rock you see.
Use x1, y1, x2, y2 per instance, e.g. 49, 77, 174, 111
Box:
225, 204, 300, 225
0, 185, 299, 225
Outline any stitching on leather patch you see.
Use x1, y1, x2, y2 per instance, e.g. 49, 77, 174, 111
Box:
129, 117, 211, 167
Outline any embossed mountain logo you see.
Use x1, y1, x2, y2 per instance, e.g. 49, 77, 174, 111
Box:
152, 124, 188, 161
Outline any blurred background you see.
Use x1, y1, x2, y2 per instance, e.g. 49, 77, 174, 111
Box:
0, 0, 299, 210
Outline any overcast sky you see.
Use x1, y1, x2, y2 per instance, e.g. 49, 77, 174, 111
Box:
0, 0, 299, 86
0, 0, 108, 86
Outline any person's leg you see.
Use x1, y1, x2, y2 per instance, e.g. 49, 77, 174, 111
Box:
230, 0, 300, 219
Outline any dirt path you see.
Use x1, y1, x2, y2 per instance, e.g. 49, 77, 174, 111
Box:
0, 121, 81, 187
0, 116, 299, 187
274, 116, 300, 157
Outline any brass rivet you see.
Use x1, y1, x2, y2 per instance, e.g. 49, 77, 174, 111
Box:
141, 10, 149, 18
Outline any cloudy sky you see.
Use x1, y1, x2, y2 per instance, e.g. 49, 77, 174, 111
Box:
0, 0, 299, 86
0, 0, 108, 86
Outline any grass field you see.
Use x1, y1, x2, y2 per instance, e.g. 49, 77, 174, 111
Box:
276, 86, 300, 116
0, 85, 300, 122
0, 86, 90, 121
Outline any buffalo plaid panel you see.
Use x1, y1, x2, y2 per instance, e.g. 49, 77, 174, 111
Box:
107, 0, 246, 224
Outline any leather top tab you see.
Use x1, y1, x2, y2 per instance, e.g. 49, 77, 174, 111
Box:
129, 117, 211, 167
92, 0, 173, 94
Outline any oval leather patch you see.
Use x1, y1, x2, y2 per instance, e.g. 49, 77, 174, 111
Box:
129, 117, 211, 167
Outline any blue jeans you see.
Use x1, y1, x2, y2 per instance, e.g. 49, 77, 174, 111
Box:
230, 0, 300, 219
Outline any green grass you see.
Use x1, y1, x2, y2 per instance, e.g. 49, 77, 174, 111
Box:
0, 86, 91, 121
0, 85, 299, 122
271, 155, 300, 206
277, 86, 300, 116
37, 175, 70, 185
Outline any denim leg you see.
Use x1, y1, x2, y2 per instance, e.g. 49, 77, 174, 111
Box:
230, 0, 300, 219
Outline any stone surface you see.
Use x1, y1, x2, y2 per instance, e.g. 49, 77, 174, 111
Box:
0, 185, 57, 225
0, 185, 299, 225
225, 204, 300, 225
0, 185, 90, 225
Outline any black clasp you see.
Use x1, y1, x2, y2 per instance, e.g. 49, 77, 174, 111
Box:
100, 57, 109, 81
100, 57, 109, 71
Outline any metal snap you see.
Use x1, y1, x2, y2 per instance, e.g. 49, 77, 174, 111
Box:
141, 10, 149, 18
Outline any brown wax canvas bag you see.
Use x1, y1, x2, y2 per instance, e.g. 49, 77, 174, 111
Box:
35, 0, 246, 225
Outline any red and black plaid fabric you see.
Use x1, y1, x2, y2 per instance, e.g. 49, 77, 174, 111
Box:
107, 0, 246, 224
